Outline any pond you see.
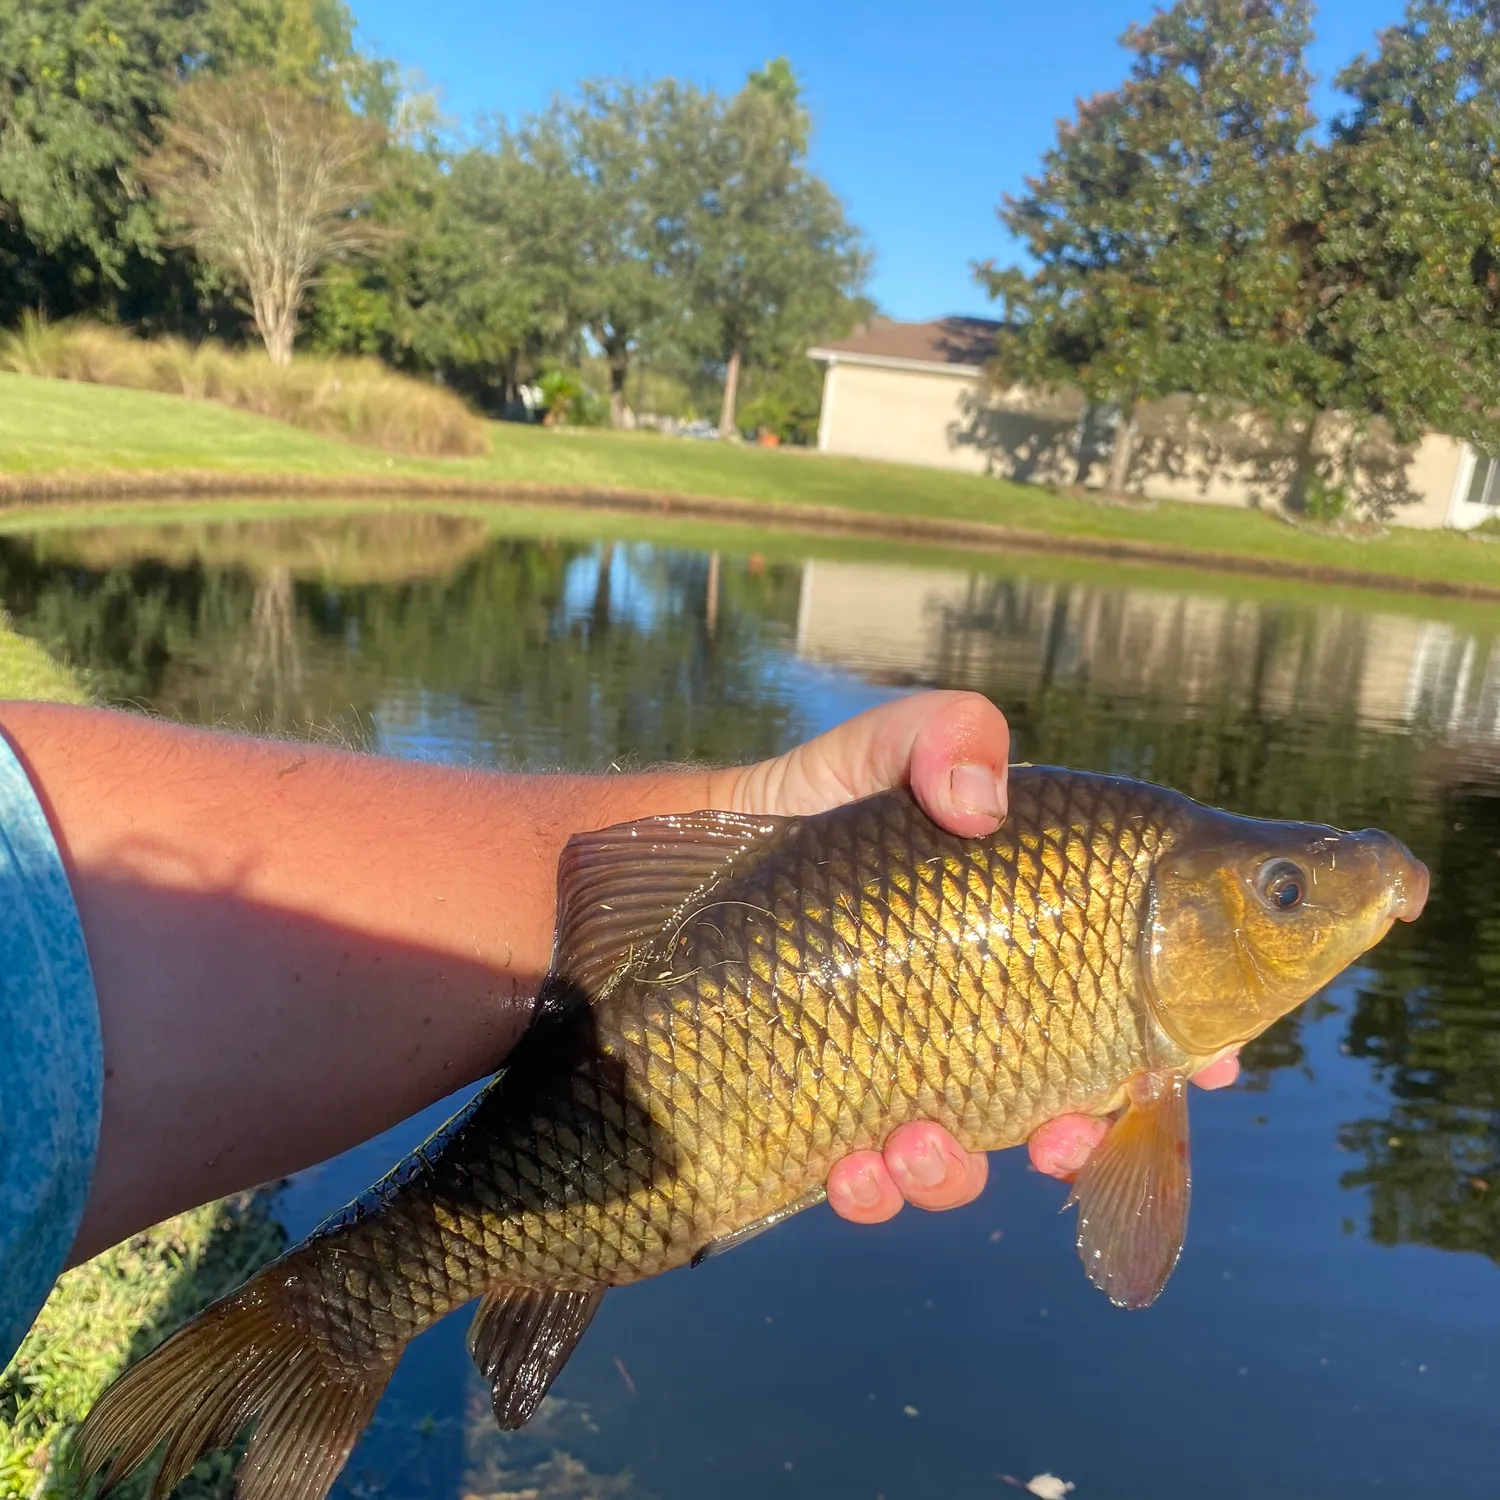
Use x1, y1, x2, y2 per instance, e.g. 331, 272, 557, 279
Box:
1, 505, 1497, 1500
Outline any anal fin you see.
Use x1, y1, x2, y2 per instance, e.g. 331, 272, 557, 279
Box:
690, 1186, 828, 1268
467, 1284, 605, 1430
1066, 1070, 1191, 1310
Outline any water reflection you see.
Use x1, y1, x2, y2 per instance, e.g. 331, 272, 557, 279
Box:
3, 510, 1499, 1499
1338, 791, 1500, 1262
797, 558, 1500, 743
1, 517, 804, 767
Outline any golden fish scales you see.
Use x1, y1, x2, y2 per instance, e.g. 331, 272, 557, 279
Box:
75, 768, 1427, 1500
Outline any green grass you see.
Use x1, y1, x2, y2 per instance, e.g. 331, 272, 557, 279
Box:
0, 371, 405, 478
0, 623, 89, 705
4, 370, 1500, 592
0, 1198, 284, 1500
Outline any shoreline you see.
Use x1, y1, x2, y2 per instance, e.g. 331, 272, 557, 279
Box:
4, 469, 1499, 603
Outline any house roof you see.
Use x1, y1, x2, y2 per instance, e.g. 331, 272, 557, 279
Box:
808, 316, 1002, 372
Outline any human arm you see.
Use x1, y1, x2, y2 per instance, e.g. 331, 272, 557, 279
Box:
0, 690, 1013, 1264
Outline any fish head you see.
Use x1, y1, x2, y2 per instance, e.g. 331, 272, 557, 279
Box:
1141, 807, 1428, 1057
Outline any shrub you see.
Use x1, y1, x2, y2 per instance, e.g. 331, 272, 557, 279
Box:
0, 317, 489, 458
536, 369, 608, 428
1302, 472, 1350, 524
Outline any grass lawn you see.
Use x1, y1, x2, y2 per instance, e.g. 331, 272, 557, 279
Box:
5, 370, 1500, 594
0, 624, 88, 705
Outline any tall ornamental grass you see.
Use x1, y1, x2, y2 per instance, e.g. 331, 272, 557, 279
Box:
0, 316, 489, 459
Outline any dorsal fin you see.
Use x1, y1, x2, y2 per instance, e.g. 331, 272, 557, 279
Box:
541, 808, 791, 1009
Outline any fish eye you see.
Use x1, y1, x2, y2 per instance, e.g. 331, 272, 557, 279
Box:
1256, 858, 1307, 913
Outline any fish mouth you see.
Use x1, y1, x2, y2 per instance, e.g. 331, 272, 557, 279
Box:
1365, 831, 1429, 923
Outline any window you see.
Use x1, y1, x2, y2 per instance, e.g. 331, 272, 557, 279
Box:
1466, 452, 1500, 508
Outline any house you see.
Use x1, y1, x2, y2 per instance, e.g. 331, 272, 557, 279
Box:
808, 317, 1495, 531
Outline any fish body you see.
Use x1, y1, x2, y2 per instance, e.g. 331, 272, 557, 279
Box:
76, 768, 1427, 1500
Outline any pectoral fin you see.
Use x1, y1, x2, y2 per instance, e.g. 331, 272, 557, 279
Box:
690, 1186, 828, 1267
1065, 1070, 1191, 1310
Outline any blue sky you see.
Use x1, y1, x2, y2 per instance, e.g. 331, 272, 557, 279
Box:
352, 0, 1404, 323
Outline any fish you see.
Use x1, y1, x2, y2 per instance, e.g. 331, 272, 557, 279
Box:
74, 767, 1428, 1500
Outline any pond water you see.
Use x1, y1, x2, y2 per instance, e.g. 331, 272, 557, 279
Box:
2, 507, 1498, 1500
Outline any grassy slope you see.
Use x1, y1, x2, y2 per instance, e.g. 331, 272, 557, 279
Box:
0, 370, 399, 478
0, 626, 88, 705
4, 370, 1500, 590
0, 1198, 283, 1500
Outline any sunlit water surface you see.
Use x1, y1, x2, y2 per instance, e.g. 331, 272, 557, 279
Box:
4, 508, 1499, 1500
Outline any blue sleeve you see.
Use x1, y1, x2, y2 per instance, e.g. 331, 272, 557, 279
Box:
0, 732, 102, 1369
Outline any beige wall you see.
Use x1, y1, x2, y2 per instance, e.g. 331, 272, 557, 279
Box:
815, 358, 1472, 529
1401, 433, 1469, 529
819, 362, 993, 474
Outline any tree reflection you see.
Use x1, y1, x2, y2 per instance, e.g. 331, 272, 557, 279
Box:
1336, 787, 1500, 1262
246, 566, 303, 719
0, 526, 804, 770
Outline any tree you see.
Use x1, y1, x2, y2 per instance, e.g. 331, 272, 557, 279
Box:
514, 81, 679, 428
676, 59, 868, 438
980, 0, 1316, 494
410, 135, 585, 406
0, 0, 384, 332
1292, 0, 1500, 475
204, 0, 396, 117
141, 71, 382, 363
0, 0, 202, 321
310, 91, 602, 411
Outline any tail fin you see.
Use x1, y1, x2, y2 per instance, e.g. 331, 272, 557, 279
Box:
74, 1272, 397, 1500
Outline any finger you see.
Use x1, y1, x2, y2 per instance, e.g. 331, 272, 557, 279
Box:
902, 692, 1011, 837
1028, 1114, 1110, 1180
827, 1150, 905, 1224
730, 690, 1009, 829
883, 1121, 989, 1210
1028, 1059, 1240, 1183
1193, 1052, 1241, 1089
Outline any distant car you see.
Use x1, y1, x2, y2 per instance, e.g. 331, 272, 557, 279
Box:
678, 420, 719, 440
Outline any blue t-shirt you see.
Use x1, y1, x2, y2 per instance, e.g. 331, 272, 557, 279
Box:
0, 733, 102, 1369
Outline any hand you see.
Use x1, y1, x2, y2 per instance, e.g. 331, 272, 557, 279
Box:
724, 688, 1009, 836
1023, 1052, 1241, 1181
726, 689, 1241, 1224
824, 1053, 1243, 1227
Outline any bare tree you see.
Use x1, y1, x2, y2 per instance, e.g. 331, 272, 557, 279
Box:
142, 75, 382, 364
